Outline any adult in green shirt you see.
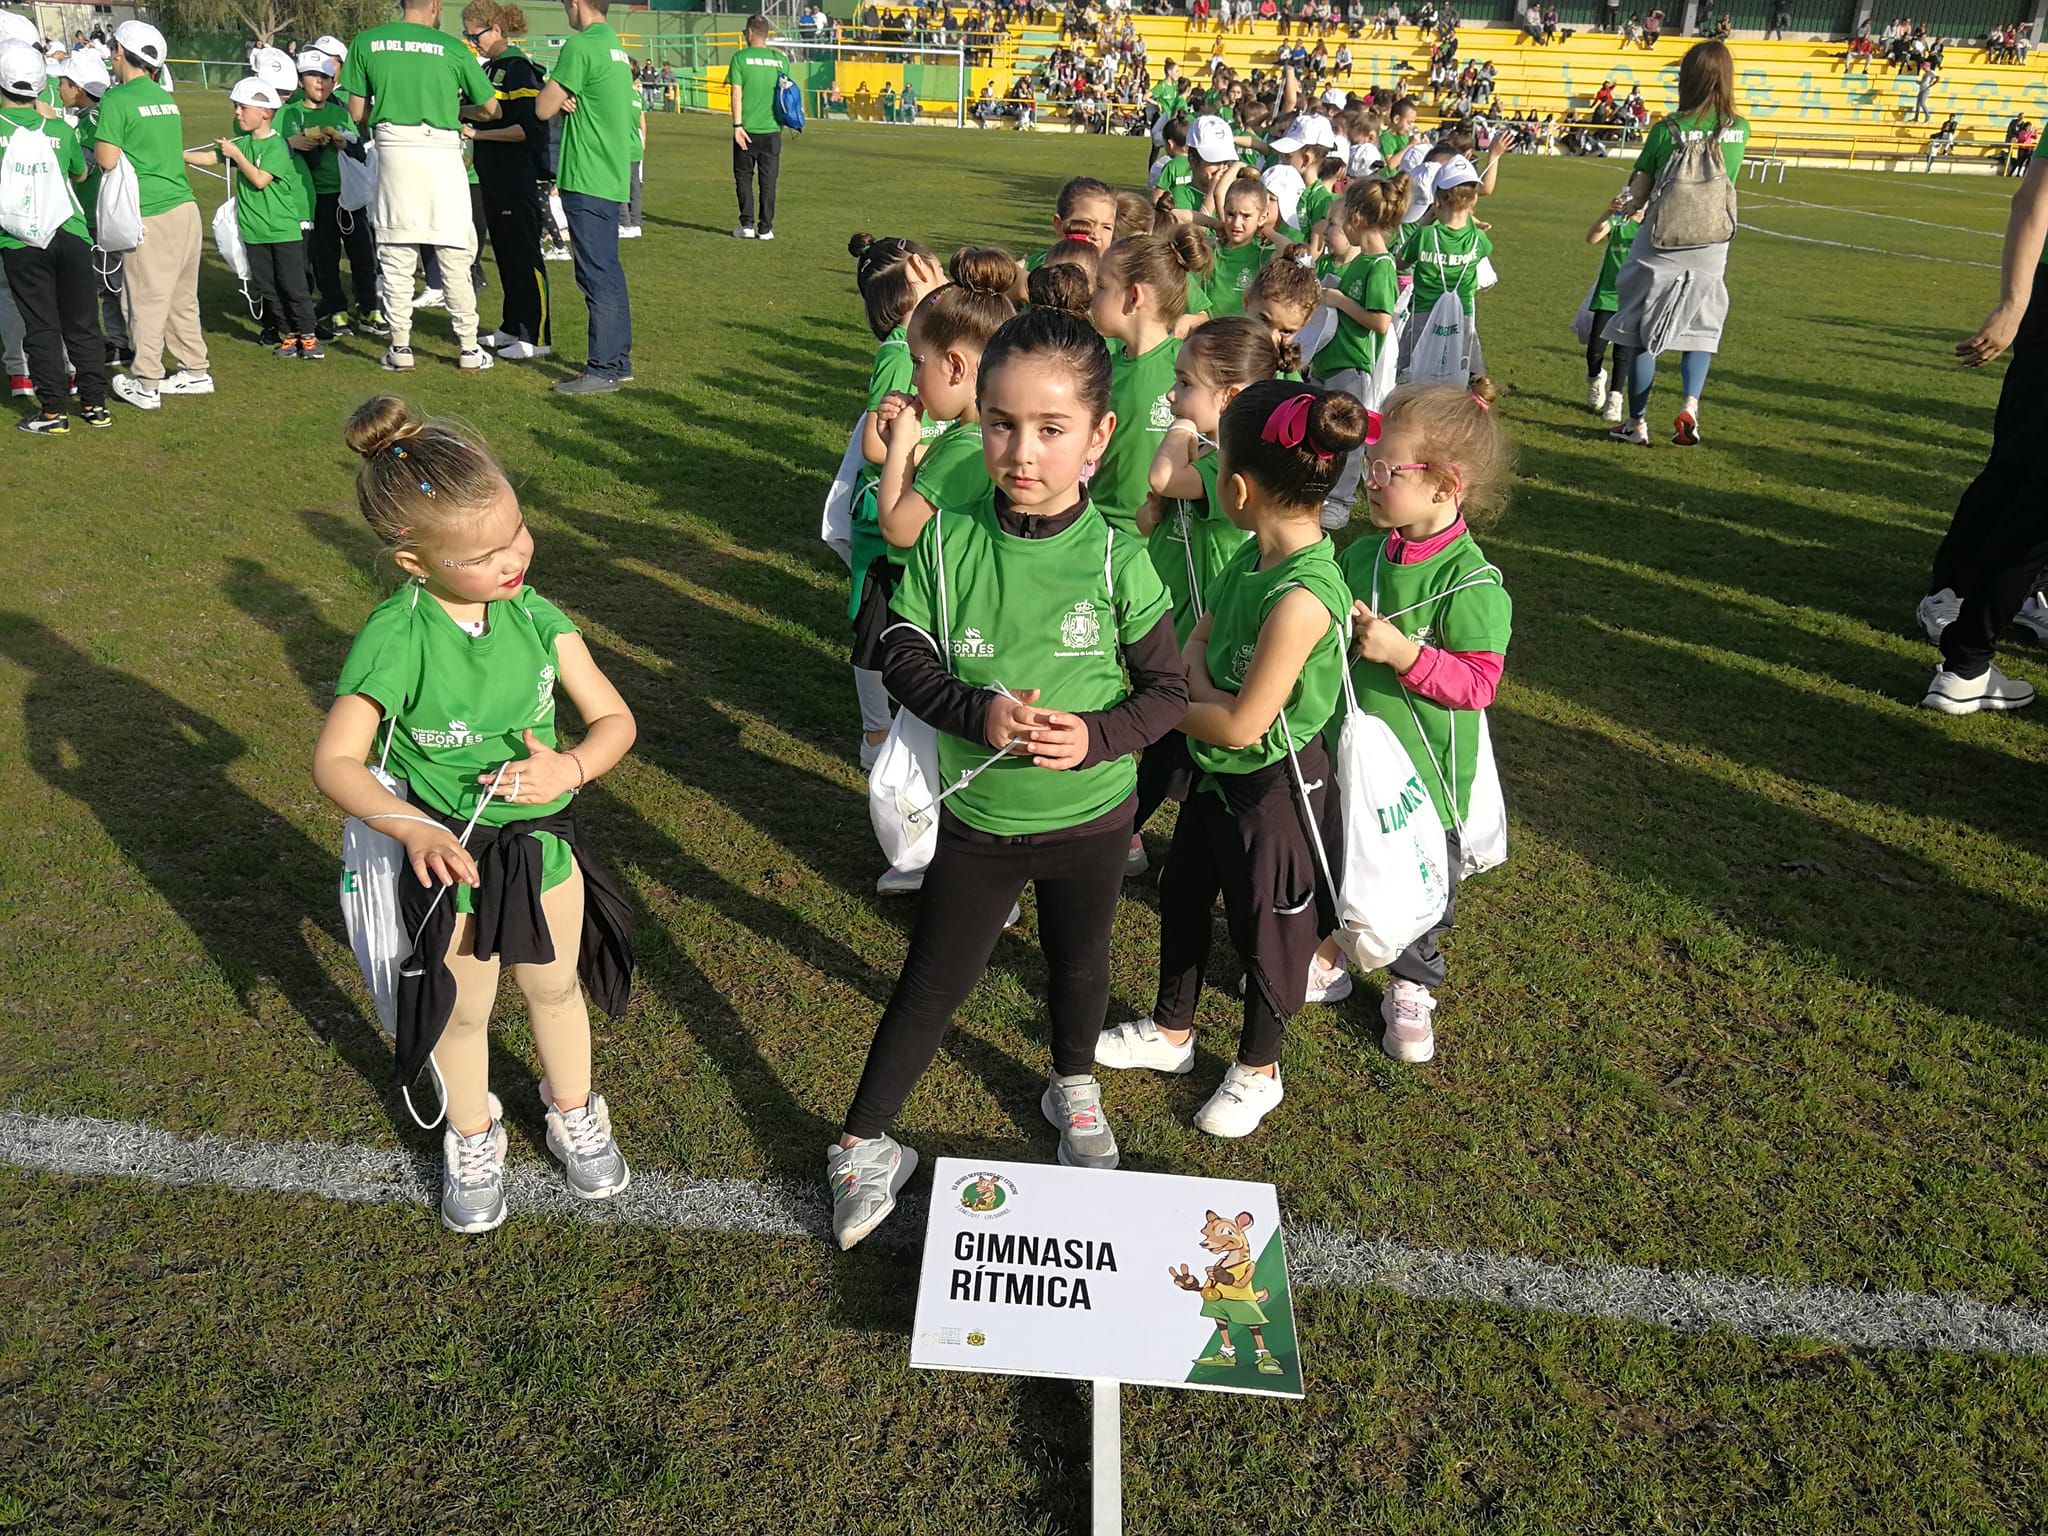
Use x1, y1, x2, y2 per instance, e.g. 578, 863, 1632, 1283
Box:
727, 14, 787, 239
96, 21, 208, 409
537, 0, 636, 393
340, 0, 501, 372
0, 42, 108, 432
1605, 39, 1749, 448
1149, 59, 1186, 129
282, 48, 381, 337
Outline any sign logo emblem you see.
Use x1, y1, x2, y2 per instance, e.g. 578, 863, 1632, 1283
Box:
954, 1170, 1017, 1217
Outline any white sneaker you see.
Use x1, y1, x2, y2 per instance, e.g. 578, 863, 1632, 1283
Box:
1921, 662, 2036, 715
1304, 954, 1354, 1004
458, 347, 495, 371
1095, 1017, 1196, 1074
414, 287, 447, 310
1319, 501, 1352, 531
735, 225, 758, 239
381, 346, 415, 372
1917, 588, 1962, 644
1602, 389, 1625, 424
495, 339, 550, 361
543, 245, 573, 262
1125, 834, 1149, 877
1381, 977, 1437, 1062
875, 863, 925, 896
1194, 1061, 1284, 1138
111, 373, 161, 410
1608, 418, 1649, 447
478, 329, 514, 349
1586, 368, 1608, 411
2016, 591, 2048, 644
439, 1091, 509, 1234
619, 225, 643, 239
758, 230, 777, 241
159, 370, 214, 396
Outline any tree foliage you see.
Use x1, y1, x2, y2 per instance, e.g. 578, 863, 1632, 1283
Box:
153, 0, 397, 50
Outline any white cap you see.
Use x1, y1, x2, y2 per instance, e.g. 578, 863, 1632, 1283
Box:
1269, 124, 1309, 154
1261, 162, 1305, 228
0, 39, 43, 96
1347, 141, 1384, 178
1322, 87, 1347, 108
114, 19, 168, 67
1403, 159, 1442, 222
0, 11, 38, 46
313, 34, 348, 62
1189, 113, 1236, 164
56, 51, 111, 95
1434, 153, 1481, 190
296, 48, 337, 77
249, 45, 297, 90
229, 75, 282, 109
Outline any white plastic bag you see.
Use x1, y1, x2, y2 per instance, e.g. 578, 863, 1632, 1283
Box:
94, 154, 144, 254
868, 706, 945, 871
1319, 671, 1453, 970
820, 420, 864, 570
0, 123, 81, 250
1405, 290, 1473, 387
1453, 710, 1508, 876
338, 139, 377, 215
340, 751, 413, 1039
1297, 276, 1339, 369
211, 183, 250, 280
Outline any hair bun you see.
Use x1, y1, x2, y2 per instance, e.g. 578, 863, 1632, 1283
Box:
1308, 390, 1371, 458
847, 230, 876, 260
344, 395, 420, 459
950, 245, 1021, 299
1027, 262, 1093, 319
1274, 336, 1304, 376
1467, 375, 1500, 410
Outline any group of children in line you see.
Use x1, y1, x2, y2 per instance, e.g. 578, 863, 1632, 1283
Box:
307, 93, 1548, 1246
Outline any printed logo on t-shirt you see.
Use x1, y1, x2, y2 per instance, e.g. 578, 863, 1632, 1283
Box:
1149, 394, 1175, 431
1057, 600, 1103, 655
1229, 641, 1257, 683
535, 665, 557, 722
370, 38, 446, 55
412, 717, 490, 750
953, 627, 996, 659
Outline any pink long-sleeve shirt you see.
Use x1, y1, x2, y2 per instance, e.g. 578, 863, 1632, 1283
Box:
1383, 518, 1505, 711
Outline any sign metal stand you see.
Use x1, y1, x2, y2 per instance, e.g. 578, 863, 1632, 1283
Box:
1091, 1378, 1121, 1536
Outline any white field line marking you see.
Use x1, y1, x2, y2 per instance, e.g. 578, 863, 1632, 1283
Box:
1742, 190, 2004, 237
1735, 219, 1999, 267
5, 1110, 2046, 1360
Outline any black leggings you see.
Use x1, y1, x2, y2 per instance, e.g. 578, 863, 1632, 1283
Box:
1153, 744, 1338, 1070
1586, 306, 1635, 380
843, 806, 1132, 1139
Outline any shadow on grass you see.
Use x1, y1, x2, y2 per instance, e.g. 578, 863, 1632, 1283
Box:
0, 609, 414, 1136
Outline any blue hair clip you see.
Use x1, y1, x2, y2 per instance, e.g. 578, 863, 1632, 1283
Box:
389, 442, 432, 495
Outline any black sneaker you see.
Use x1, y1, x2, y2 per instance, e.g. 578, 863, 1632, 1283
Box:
357, 309, 391, 339
18, 411, 68, 435
257, 325, 282, 348
316, 314, 351, 340
79, 404, 112, 428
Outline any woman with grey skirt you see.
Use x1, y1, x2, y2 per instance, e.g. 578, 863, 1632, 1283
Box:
1604, 39, 1750, 448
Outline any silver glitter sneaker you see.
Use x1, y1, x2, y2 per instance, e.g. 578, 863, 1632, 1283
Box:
440, 1091, 509, 1234
541, 1082, 631, 1200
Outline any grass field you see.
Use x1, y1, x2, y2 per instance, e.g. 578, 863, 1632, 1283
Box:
3, 104, 2047, 1533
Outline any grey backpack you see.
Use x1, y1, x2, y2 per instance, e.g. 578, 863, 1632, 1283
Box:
1645, 123, 1738, 250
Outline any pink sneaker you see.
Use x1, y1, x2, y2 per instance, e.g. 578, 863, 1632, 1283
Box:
1380, 978, 1437, 1063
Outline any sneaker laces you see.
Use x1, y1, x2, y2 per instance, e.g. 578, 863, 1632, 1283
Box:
1389, 983, 1434, 1028
556, 1102, 609, 1157
450, 1126, 500, 1188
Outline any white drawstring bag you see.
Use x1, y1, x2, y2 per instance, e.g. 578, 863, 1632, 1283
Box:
1296, 275, 1339, 368
1287, 663, 1451, 973
337, 138, 377, 215
820, 420, 863, 570
95, 154, 144, 255
211, 164, 251, 280
0, 122, 82, 250
339, 719, 416, 1039
1405, 290, 1473, 387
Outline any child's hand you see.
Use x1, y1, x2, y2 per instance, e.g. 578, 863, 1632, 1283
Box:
1020, 705, 1090, 770
882, 399, 924, 449
1354, 605, 1420, 670
475, 732, 581, 805
391, 819, 480, 889
875, 390, 918, 424
984, 688, 1042, 752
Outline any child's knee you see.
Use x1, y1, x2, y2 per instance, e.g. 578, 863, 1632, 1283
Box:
518, 964, 585, 1015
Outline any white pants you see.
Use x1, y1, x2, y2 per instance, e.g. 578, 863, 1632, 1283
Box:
371, 122, 479, 351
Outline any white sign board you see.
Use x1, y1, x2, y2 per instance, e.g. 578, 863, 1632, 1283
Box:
910, 1157, 1304, 1399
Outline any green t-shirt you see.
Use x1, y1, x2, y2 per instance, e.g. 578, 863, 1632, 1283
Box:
729, 45, 786, 137
1301, 180, 1336, 233
229, 130, 306, 245
629, 89, 645, 164
1204, 238, 1270, 317
1379, 128, 1411, 164
909, 422, 991, 529
95, 76, 192, 217
889, 497, 1172, 836
1395, 220, 1494, 316
1094, 335, 1182, 537
338, 21, 494, 132
553, 22, 636, 202
1634, 111, 1751, 183
849, 328, 946, 616
1147, 454, 1249, 646
1157, 152, 1194, 208
277, 96, 352, 197
1191, 536, 1348, 779
1335, 530, 1511, 826
1316, 250, 1398, 373
335, 584, 583, 904
1592, 212, 1641, 311
0, 109, 85, 251
1151, 80, 1186, 119
73, 106, 103, 237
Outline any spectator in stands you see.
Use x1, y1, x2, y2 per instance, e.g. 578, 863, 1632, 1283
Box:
1927, 113, 1958, 166
1523, 6, 1545, 44
1766, 4, 1788, 38
2016, 118, 2039, 175
1543, 5, 1560, 41
1911, 62, 1937, 122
